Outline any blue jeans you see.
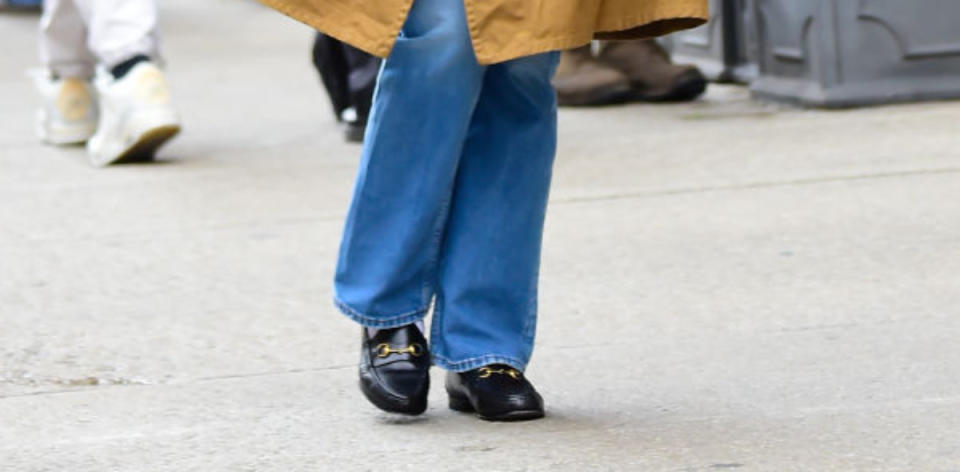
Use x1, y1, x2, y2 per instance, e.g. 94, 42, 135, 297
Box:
334, 0, 560, 373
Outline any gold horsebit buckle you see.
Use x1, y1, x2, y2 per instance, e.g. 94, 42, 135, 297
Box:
375, 343, 425, 358
477, 367, 521, 380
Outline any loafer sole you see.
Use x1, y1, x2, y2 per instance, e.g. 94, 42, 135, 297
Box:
448, 392, 544, 422
359, 377, 428, 415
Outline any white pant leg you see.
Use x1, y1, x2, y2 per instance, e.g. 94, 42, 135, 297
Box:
73, 0, 161, 70
40, 0, 97, 78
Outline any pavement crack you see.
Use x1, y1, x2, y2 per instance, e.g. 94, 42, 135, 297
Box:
552, 166, 960, 205
191, 364, 354, 383
0, 364, 354, 401
0, 213, 347, 248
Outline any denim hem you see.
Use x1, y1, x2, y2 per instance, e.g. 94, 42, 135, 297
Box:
431, 353, 528, 373
333, 297, 428, 329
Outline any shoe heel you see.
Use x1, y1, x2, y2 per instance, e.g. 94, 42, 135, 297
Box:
448, 392, 474, 413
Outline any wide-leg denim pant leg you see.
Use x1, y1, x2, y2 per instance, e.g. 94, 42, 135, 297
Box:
334, 0, 485, 327
334, 0, 560, 373
429, 54, 560, 373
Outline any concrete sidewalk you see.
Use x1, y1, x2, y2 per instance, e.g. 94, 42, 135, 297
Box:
2, 1, 960, 470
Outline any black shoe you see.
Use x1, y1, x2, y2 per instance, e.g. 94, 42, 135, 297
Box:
359, 325, 430, 415
446, 365, 545, 421
344, 122, 366, 143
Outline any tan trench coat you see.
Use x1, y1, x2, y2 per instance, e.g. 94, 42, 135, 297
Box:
258, 0, 708, 64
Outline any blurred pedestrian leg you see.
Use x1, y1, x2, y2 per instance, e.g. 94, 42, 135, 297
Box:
554, 39, 707, 106
312, 33, 380, 143
552, 44, 632, 106
37, 0, 180, 166
41, 0, 160, 77
600, 39, 707, 102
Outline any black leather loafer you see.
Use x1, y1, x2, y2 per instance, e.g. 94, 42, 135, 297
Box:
446, 365, 544, 421
359, 324, 430, 415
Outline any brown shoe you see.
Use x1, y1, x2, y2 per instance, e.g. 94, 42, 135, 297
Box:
552, 45, 632, 107
598, 40, 707, 102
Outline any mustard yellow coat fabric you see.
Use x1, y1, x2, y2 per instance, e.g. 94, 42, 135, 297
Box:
258, 0, 708, 64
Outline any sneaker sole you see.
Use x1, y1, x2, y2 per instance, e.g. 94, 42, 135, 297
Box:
39, 127, 96, 146
113, 124, 180, 164
358, 377, 429, 416
36, 111, 96, 146
90, 123, 180, 167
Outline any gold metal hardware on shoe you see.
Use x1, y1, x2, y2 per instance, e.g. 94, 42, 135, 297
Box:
375, 343, 424, 358
477, 367, 521, 380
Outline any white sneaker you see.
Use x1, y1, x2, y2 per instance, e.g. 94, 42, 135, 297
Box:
35, 74, 98, 145
87, 62, 181, 166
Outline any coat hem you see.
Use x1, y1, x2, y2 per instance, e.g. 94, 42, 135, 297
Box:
471, 4, 708, 64
256, 0, 413, 59
259, 0, 707, 64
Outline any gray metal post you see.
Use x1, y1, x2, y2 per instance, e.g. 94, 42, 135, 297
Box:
750, 0, 960, 107
661, 0, 758, 84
